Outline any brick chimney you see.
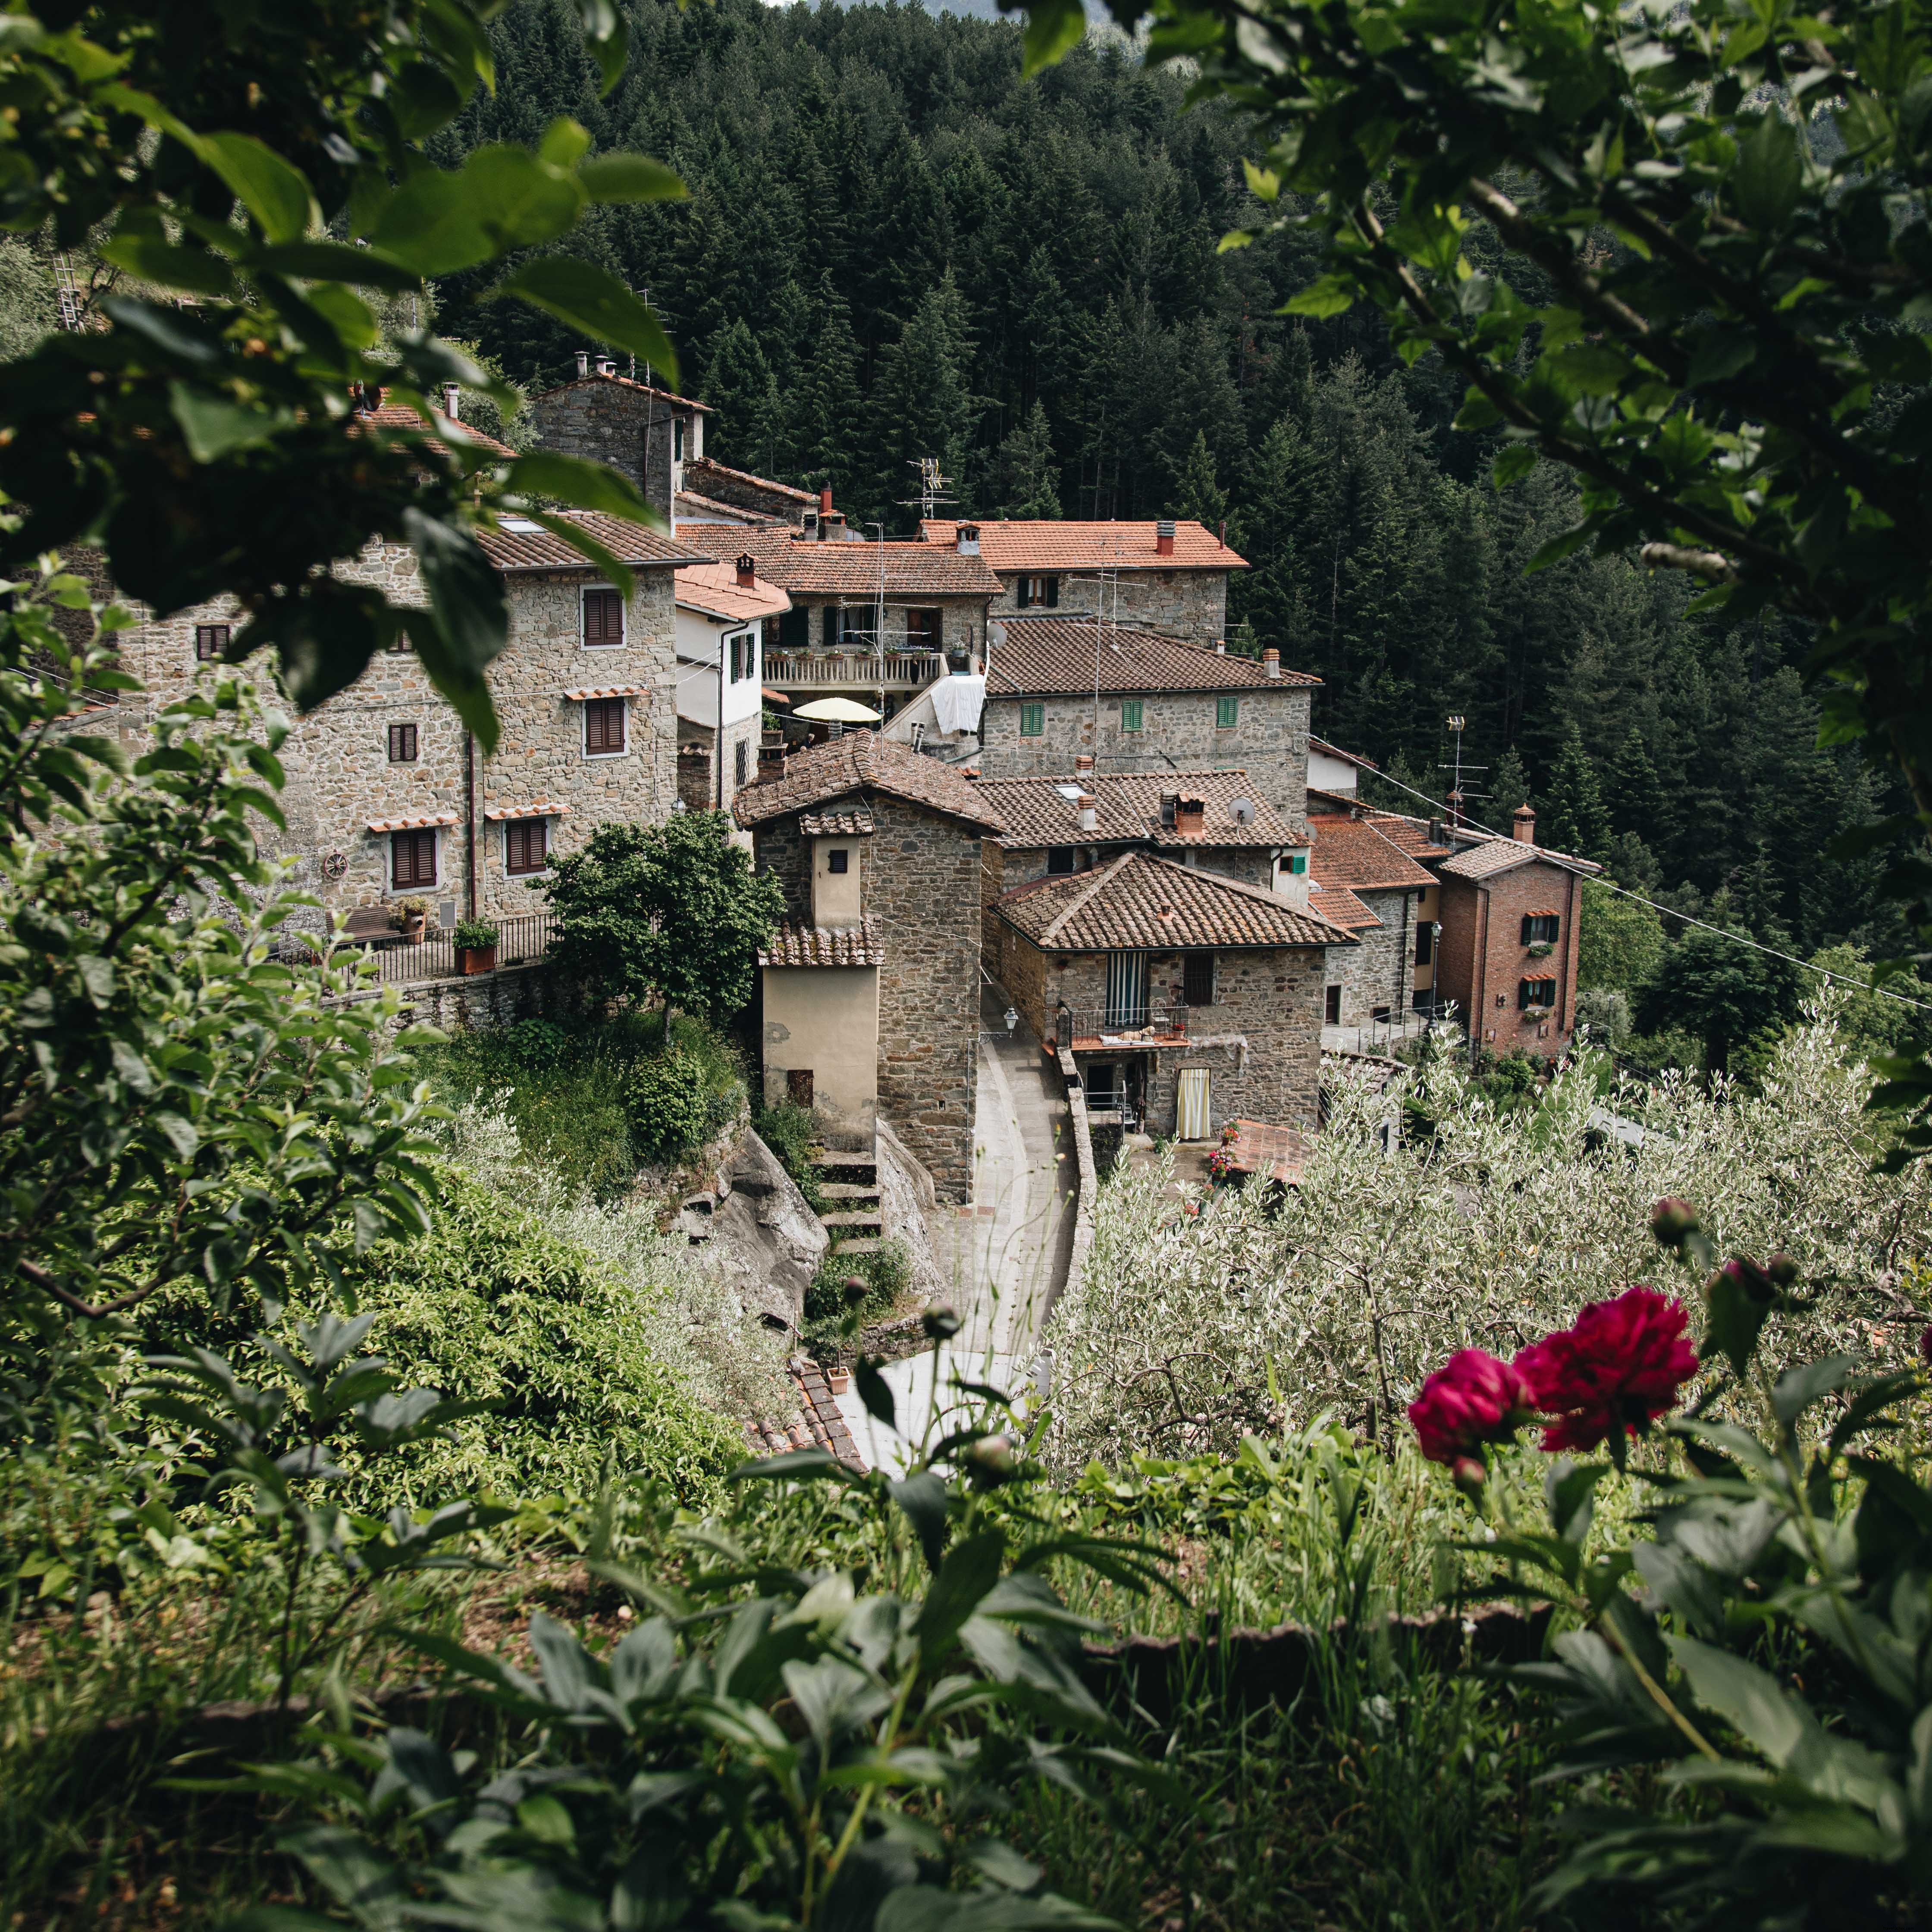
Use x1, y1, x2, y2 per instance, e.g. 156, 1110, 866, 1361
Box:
957, 521, 981, 555
736, 552, 756, 589
1075, 753, 1095, 774
1156, 519, 1176, 556
1176, 797, 1205, 837
1077, 792, 1097, 832
1512, 803, 1536, 843
1264, 648, 1281, 680
757, 740, 785, 781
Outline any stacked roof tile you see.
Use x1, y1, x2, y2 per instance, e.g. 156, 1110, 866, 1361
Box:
759, 922, 884, 966
797, 810, 875, 836
735, 732, 1004, 831
479, 512, 712, 573
919, 519, 1248, 573
674, 557, 791, 623
719, 527, 1003, 599
744, 1357, 864, 1468
1306, 813, 1437, 893
977, 770, 1303, 850
987, 618, 1319, 696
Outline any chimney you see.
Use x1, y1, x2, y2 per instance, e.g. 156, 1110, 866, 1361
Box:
1264, 648, 1281, 680
757, 740, 786, 781
957, 521, 980, 555
442, 382, 460, 421
1512, 803, 1537, 844
1077, 793, 1097, 833
576, 350, 590, 379
817, 486, 837, 541
736, 552, 756, 589
597, 356, 616, 377
1176, 797, 1206, 837
1159, 792, 1178, 830
1218, 518, 1226, 549
1428, 818, 1447, 847
1074, 753, 1095, 775
1156, 519, 1176, 556
1213, 637, 1226, 655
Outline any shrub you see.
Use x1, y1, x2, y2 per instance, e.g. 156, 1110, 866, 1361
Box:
1574, 985, 1631, 1052
752, 1099, 825, 1212
451, 917, 499, 950
499, 1017, 571, 1074
805, 1237, 912, 1329
628, 1048, 708, 1164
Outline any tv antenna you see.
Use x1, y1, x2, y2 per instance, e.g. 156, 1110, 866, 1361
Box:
901, 456, 954, 521
1437, 714, 1489, 824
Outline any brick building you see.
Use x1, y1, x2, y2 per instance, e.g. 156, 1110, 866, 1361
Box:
1433, 805, 1598, 1053
735, 733, 1004, 1201
978, 617, 1319, 822
109, 507, 705, 932
1305, 808, 1439, 1029
918, 519, 1246, 645
988, 850, 1352, 1138
529, 355, 709, 522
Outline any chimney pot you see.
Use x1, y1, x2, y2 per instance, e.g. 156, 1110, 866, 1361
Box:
597, 356, 616, 377
1077, 793, 1097, 832
1160, 792, 1178, 829
1264, 648, 1281, 679
736, 552, 756, 589
1213, 637, 1226, 654
1512, 803, 1537, 844
957, 521, 980, 555
576, 350, 589, 379
442, 382, 460, 421
1075, 753, 1095, 773
1156, 518, 1176, 556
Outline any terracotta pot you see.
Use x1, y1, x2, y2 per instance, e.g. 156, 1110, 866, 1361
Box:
457, 945, 496, 976
402, 916, 427, 945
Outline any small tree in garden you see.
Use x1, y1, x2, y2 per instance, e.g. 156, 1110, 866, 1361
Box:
543, 810, 783, 1023
1635, 916, 1804, 1078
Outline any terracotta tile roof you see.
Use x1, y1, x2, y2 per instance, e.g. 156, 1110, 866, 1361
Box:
529, 370, 709, 412
997, 850, 1356, 952
366, 810, 458, 833
686, 457, 815, 506
745, 1356, 864, 1468
735, 731, 1004, 832
987, 618, 1319, 697
758, 921, 883, 966
729, 527, 1002, 600
479, 511, 712, 574
354, 393, 516, 463
1362, 811, 1455, 861
1307, 879, 1379, 928
919, 519, 1248, 574
976, 770, 1303, 850
561, 683, 649, 700
1438, 833, 1601, 881
1308, 736, 1379, 771
797, 810, 874, 836
674, 558, 791, 624
675, 491, 788, 525
1306, 786, 1360, 813
482, 800, 571, 821
1307, 813, 1437, 893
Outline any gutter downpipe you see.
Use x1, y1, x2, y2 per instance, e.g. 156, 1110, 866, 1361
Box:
717, 630, 726, 811
464, 730, 477, 922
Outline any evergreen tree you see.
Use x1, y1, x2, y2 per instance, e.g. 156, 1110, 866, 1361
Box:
1489, 747, 1533, 829
1540, 722, 1612, 861
993, 401, 1061, 518
871, 270, 979, 519
1605, 725, 1664, 839
789, 276, 867, 507
1169, 430, 1226, 531
699, 319, 778, 474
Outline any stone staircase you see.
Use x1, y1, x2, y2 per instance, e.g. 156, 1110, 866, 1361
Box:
813, 1146, 882, 1259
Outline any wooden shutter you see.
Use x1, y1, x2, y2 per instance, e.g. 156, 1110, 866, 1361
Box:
387, 722, 417, 762
505, 818, 547, 875
391, 829, 436, 889
1044, 575, 1059, 608
585, 698, 625, 754
1016, 576, 1032, 608
195, 623, 230, 662
583, 587, 622, 645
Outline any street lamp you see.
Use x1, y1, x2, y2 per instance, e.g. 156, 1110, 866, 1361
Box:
1004, 1006, 1019, 1038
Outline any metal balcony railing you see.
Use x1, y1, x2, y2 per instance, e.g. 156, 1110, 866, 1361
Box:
295, 909, 556, 987
1057, 1003, 1197, 1044
765, 651, 946, 689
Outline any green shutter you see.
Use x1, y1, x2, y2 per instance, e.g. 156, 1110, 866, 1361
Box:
1121, 698, 1144, 732
1020, 702, 1045, 737
1217, 694, 1238, 728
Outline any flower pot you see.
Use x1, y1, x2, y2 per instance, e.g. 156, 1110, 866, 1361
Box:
401, 916, 427, 946
458, 945, 496, 975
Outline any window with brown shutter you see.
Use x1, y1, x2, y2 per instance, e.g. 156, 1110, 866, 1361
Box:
583, 586, 623, 646
504, 817, 548, 875
584, 697, 626, 755
1183, 951, 1216, 1007
195, 623, 230, 662
387, 722, 418, 762
390, 829, 437, 890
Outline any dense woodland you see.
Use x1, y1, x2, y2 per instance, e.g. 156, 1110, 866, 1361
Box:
427, 0, 1904, 977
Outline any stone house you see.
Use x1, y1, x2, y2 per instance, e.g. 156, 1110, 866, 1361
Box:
1305, 808, 1439, 1030
529, 354, 709, 522
918, 518, 1247, 646
1433, 806, 1598, 1054
988, 850, 1353, 1139
675, 552, 789, 821
734, 732, 1005, 1202
677, 455, 814, 530
978, 617, 1320, 822
109, 508, 707, 932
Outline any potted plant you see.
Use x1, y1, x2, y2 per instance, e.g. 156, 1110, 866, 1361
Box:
1526, 938, 1554, 958
390, 896, 429, 944
452, 916, 499, 975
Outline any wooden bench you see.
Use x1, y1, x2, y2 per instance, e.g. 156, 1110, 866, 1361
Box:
340, 907, 401, 947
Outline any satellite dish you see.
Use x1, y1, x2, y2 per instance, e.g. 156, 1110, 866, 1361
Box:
1229, 797, 1257, 826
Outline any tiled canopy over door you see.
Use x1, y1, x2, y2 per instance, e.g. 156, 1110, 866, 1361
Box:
1177, 1066, 1211, 1141
1105, 951, 1148, 1029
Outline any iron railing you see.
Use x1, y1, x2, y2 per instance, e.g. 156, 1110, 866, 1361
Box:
764, 651, 946, 689
347, 909, 555, 987
1057, 1003, 1195, 1044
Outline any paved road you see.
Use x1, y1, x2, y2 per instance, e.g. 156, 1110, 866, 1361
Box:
836, 982, 1078, 1467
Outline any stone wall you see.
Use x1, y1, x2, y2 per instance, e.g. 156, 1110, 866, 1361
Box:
528, 376, 693, 521
1326, 887, 1416, 1028
326, 960, 568, 1034
977, 686, 1311, 828
767, 595, 994, 665
988, 570, 1230, 644
1436, 854, 1584, 1053
992, 935, 1325, 1135
104, 543, 681, 934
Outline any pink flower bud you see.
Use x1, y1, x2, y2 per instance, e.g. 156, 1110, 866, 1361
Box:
1766, 1253, 1800, 1288
1650, 1198, 1700, 1249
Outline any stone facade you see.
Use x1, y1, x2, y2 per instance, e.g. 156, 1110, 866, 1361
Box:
529, 372, 703, 522
752, 793, 985, 1201
1323, 886, 1419, 1027
1436, 854, 1586, 1054
108, 540, 681, 931
988, 928, 1326, 1137
988, 569, 1229, 644
978, 686, 1312, 825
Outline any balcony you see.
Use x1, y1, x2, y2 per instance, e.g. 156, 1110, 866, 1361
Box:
765, 651, 946, 690
1056, 1003, 1196, 1051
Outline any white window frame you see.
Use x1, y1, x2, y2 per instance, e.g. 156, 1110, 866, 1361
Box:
386, 826, 442, 896
581, 583, 626, 649
583, 695, 630, 759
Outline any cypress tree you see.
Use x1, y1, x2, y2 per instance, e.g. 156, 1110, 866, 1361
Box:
994, 401, 1061, 518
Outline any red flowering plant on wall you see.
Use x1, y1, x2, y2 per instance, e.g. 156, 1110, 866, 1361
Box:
1407, 1201, 1932, 1923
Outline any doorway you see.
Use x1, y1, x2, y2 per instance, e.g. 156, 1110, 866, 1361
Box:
1177, 1066, 1211, 1141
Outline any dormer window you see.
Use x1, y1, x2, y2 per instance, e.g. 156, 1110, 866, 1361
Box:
1015, 574, 1059, 608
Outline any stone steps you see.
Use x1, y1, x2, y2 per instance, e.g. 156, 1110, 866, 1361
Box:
829, 1235, 883, 1258
812, 1148, 878, 1187
822, 1208, 884, 1233
818, 1181, 881, 1201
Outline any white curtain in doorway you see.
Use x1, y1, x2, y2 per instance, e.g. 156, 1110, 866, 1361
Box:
1177, 1066, 1211, 1141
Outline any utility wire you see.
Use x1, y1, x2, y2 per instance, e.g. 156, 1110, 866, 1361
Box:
1353, 765, 1932, 1016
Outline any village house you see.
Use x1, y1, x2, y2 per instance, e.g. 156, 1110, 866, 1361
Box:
530, 354, 710, 523
977, 617, 1319, 822
110, 500, 705, 935
1305, 806, 1439, 1032
674, 552, 789, 821
918, 518, 1246, 646
988, 850, 1353, 1139
734, 733, 1004, 1202
676, 455, 814, 530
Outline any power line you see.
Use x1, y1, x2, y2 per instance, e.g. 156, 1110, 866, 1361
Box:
1358, 764, 1932, 1017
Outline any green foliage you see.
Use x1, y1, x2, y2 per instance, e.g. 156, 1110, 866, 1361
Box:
1538, 722, 1610, 864
1574, 986, 1632, 1054
627, 1047, 707, 1164
543, 810, 783, 1022
1635, 907, 1805, 1077
0, 0, 671, 743
806, 1237, 913, 1329
754, 1099, 827, 1214
0, 239, 56, 361
1808, 945, 1932, 1066
450, 917, 498, 950
1578, 877, 1666, 995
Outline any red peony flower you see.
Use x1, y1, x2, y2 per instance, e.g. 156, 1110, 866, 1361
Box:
1513, 1286, 1699, 1454
1408, 1349, 1534, 1466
